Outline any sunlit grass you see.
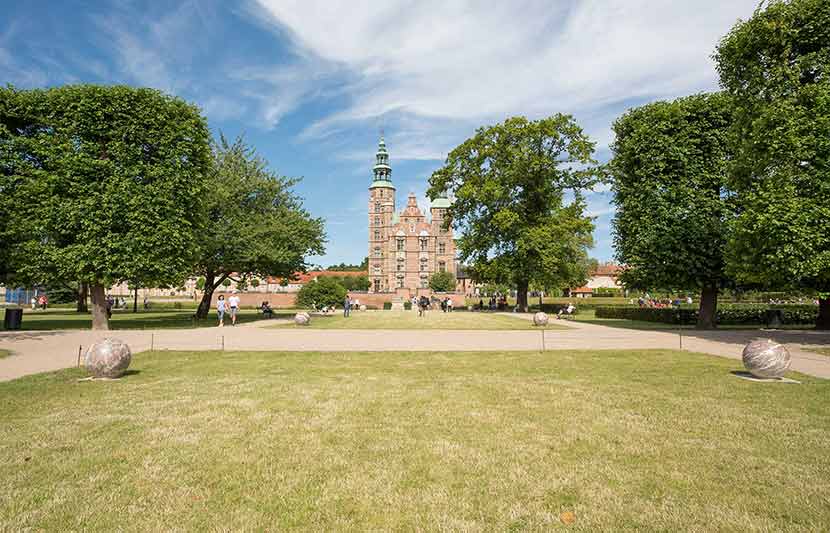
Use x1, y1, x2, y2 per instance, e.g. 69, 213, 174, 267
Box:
1, 349, 827, 531
273, 310, 566, 330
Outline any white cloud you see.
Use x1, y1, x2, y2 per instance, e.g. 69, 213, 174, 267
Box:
251, 0, 757, 156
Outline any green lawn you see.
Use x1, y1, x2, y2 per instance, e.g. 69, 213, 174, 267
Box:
274, 310, 566, 330
1, 349, 827, 531
571, 309, 815, 331
0, 349, 10, 359
1, 309, 293, 331
810, 348, 830, 357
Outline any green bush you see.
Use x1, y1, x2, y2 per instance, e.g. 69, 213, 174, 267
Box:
594, 305, 818, 326
297, 277, 347, 308
383, 302, 392, 310
404, 301, 412, 310
429, 271, 456, 292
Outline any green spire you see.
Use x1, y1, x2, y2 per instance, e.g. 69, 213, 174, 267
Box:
370, 134, 395, 189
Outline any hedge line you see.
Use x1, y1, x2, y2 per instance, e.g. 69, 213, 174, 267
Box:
594, 305, 818, 325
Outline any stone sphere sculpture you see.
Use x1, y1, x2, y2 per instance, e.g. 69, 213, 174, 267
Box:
533, 312, 549, 326
294, 312, 310, 326
84, 338, 132, 378
742, 338, 791, 379
360, 304, 367, 312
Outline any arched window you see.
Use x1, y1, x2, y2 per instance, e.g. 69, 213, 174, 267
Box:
419, 237, 428, 251
439, 261, 446, 272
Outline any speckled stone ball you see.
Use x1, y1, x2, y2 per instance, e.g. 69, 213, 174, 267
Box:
359, 304, 367, 312
294, 312, 310, 326
742, 338, 791, 379
533, 312, 549, 326
84, 338, 132, 378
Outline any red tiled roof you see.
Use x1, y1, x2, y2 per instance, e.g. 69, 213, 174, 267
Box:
591, 264, 622, 277
572, 286, 593, 294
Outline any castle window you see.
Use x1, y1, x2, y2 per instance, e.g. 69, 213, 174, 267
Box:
420, 261, 427, 271
374, 230, 381, 240
397, 278, 405, 288
375, 202, 381, 212
373, 279, 381, 292
419, 237, 428, 252
396, 238, 405, 251
438, 242, 446, 254
374, 216, 380, 226
397, 260, 404, 271
439, 261, 446, 272
420, 279, 428, 289
374, 247, 381, 258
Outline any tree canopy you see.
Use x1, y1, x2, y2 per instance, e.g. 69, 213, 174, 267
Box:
296, 276, 346, 309
428, 115, 601, 311
428, 271, 456, 293
193, 135, 325, 318
611, 92, 733, 328
715, 0, 830, 328
0, 84, 211, 329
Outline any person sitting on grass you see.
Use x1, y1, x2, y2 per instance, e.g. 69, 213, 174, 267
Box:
261, 301, 273, 318
557, 303, 576, 319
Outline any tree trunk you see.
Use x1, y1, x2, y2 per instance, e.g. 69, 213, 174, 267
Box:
76, 283, 88, 313
516, 280, 529, 313
696, 285, 718, 330
90, 283, 109, 330
538, 291, 543, 308
133, 287, 138, 313
817, 297, 830, 330
196, 271, 218, 319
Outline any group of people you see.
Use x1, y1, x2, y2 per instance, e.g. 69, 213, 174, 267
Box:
29, 294, 48, 310
636, 295, 693, 308
216, 293, 241, 327
475, 296, 509, 311
342, 296, 361, 317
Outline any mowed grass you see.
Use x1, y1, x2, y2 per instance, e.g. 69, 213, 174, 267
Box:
274, 310, 566, 330
810, 347, 830, 357
0, 349, 10, 359
2, 350, 828, 531
1, 308, 292, 331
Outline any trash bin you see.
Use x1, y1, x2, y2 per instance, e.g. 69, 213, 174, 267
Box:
3, 308, 23, 330
765, 309, 783, 328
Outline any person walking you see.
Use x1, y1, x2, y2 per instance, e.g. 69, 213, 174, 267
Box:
217, 295, 227, 327
343, 294, 351, 317
228, 292, 240, 326
30, 296, 37, 310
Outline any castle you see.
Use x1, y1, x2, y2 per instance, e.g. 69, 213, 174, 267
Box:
367, 136, 456, 293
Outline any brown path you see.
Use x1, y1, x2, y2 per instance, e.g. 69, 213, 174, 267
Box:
1, 313, 829, 382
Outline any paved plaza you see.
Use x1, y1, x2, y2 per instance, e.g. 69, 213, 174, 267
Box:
1, 313, 828, 382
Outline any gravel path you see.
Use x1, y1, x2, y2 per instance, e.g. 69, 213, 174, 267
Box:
1, 313, 829, 382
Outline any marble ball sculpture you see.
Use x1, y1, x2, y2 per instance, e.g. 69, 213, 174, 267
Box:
84, 338, 132, 378
533, 312, 549, 326
742, 338, 791, 379
294, 312, 310, 326
359, 304, 367, 312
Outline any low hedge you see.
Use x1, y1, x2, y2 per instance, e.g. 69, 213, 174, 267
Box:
383, 302, 392, 310
404, 301, 412, 310
595, 305, 818, 326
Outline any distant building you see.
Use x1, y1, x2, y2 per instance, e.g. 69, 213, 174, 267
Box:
366, 136, 457, 293
569, 263, 623, 298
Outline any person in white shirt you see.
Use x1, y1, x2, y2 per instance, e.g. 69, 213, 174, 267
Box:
228, 293, 241, 325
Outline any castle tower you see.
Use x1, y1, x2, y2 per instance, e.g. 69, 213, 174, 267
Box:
368, 136, 396, 293
430, 192, 456, 279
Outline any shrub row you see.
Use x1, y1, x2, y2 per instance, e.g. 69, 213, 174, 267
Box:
594, 305, 818, 325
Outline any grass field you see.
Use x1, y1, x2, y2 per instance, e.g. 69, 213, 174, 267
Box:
1, 349, 827, 531
810, 348, 830, 357
274, 310, 566, 330
1, 309, 293, 331
0, 349, 10, 359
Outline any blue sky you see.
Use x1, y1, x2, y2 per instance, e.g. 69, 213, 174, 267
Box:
1, 0, 759, 267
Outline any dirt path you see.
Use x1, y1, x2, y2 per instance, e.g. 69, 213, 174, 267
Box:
1, 313, 829, 382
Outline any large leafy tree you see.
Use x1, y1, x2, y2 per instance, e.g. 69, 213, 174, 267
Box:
428, 271, 456, 292
428, 115, 600, 311
611, 93, 733, 329
716, 0, 830, 328
0, 85, 211, 329
296, 276, 346, 309
193, 135, 325, 319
